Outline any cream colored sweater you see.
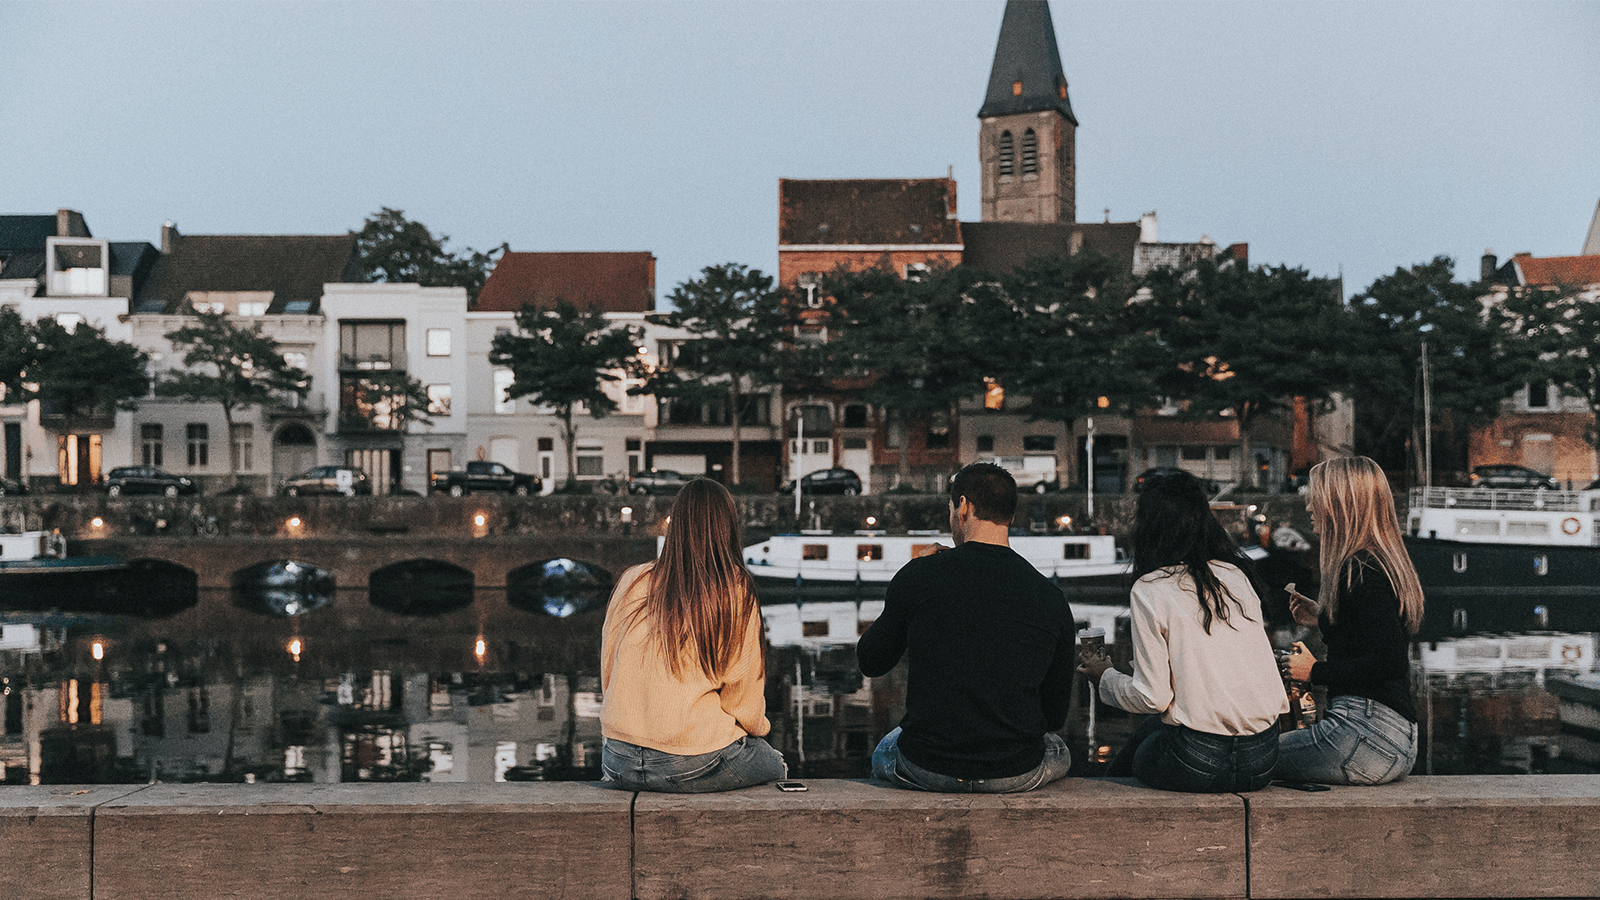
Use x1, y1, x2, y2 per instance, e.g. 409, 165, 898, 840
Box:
1099, 561, 1289, 736
599, 563, 771, 755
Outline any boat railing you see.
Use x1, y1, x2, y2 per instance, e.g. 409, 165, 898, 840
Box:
1410, 486, 1589, 513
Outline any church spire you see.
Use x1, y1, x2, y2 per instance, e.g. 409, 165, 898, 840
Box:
978, 0, 1077, 125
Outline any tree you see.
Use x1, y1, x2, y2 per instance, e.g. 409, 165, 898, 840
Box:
1345, 257, 1522, 479
998, 252, 1160, 473
355, 207, 507, 302
29, 317, 149, 430
644, 263, 789, 487
0, 306, 32, 403
1500, 279, 1600, 476
823, 264, 1010, 486
157, 311, 311, 486
1143, 261, 1353, 489
339, 368, 435, 435
489, 300, 638, 491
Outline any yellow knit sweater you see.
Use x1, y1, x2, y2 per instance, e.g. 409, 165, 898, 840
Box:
600, 563, 771, 755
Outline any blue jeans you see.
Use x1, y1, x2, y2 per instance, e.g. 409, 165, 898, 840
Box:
1275, 694, 1418, 785
601, 735, 787, 793
1109, 715, 1278, 793
871, 727, 1072, 793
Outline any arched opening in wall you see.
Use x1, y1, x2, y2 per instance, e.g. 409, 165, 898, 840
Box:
508, 558, 613, 618
114, 559, 199, 617
998, 130, 1015, 177
1021, 129, 1039, 175
273, 425, 317, 490
369, 559, 474, 615
0, 559, 198, 616
231, 560, 336, 616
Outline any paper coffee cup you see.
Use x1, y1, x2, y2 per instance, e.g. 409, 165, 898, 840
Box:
1077, 626, 1107, 658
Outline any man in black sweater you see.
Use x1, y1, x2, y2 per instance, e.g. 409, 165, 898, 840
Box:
857, 463, 1076, 792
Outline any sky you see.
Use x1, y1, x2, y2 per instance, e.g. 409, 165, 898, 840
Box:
6, 0, 1598, 305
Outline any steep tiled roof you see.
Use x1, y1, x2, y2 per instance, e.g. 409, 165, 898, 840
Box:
960, 221, 1142, 275
136, 233, 362, 314
473, 251, 656, 313
0, 215, 60, 252
779, 179, 961, 247
977, 0, 1077, 124
1514, 254, 1600, 287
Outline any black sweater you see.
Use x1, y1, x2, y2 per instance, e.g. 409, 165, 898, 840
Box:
1309, 552, 1418, 722
856, 540, 1076, 779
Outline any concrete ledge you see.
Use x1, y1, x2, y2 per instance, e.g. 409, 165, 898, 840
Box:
635, 778, 1247, 900
0, 786, 147, 900
91, 782, 634, 900
1248, 774, 1600, 899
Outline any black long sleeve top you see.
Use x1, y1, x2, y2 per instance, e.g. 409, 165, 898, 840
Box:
1309, 551, 1418, 722
856, 540, 1076, 780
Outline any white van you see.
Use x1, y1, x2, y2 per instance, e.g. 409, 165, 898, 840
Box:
979, 455, 1059, 493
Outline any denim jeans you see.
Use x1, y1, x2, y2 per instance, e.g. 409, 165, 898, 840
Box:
1108, 715, 1278, 793
1275, 694, 1418, 785
871, 727, 1072, 793
601, 735, 787, 793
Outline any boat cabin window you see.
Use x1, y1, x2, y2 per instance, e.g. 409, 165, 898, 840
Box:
857, 544, 883, 562
911, 543, 940, 558
1063, 543, 1090, 560
802, 544, 829, 561
1507, 521, 1550, 538
1456, 520, 1500, 537
801, 621, 830, 637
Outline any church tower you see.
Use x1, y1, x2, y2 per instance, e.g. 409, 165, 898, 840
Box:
978, 0, 1077, 224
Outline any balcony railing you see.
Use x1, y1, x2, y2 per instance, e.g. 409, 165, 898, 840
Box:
339, 351, 408, 373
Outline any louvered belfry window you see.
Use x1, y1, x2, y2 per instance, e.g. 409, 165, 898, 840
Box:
998, 131, 1015, 177
1022, 129, 1039, 175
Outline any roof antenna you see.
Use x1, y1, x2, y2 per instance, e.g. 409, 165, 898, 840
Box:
1104, 208, 1110, 224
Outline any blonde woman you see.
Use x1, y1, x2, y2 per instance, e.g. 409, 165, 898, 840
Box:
1277, 457, 1424, 785
600, 479, 786, 792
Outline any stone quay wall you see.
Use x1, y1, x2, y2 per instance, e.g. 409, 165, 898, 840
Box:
4, 775, 1599, 900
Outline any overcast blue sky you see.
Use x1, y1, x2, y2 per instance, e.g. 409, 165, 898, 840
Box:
6, 1, 1597, 303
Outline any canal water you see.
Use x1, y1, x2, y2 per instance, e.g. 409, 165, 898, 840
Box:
1, 569, 1594, 785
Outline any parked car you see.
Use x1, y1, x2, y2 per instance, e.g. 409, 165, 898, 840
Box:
1468, 465, 1559, 490
978, 455, 1058, 494
104, 466, 198, 498
1133, 467, 1223, 496
0, 475, 25, 497
781, 467, 863, 496
625, 469, 695, 496
281, 465, 372, 497
429, 460, 542, 496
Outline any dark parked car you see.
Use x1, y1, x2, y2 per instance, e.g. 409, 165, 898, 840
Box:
104, 466, 197, 498
781, 467, 863, 496
0, 475, 25, 497
429, 460, 541, 496
281, 465, 373, 497
625, 469, 695, 496
1469, 465, 1559, 490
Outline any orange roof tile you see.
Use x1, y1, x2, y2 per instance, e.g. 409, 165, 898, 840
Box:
1514, 255, 1600, 287
474, 251, 655, 312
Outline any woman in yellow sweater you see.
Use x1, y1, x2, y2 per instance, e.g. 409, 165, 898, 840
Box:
600, 478, 787, 792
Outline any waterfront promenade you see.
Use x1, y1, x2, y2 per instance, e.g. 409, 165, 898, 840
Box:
5, 775, 1599, 900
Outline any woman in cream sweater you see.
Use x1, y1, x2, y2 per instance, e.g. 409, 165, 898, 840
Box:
1079, 470, 1288, 792
599, 478, 786, 792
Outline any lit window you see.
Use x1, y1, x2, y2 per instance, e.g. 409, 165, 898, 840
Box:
493, 370, 515, 414
1012, 80, 1023, 96
984, 377, 1005, 410
802, 621, 830, 637
802, 544, 829, 561
187, 423, 209, 468
426, 384, 452, 416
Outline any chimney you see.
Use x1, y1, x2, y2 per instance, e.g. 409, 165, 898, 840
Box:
162, 222, 179, 254
1481, 250, 1497, 283
1139, 211, 1158, 243
56, 209, 89, 238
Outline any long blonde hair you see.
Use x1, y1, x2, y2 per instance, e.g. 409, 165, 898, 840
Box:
1308, 456, 1424, 633
634, 478, 761, 681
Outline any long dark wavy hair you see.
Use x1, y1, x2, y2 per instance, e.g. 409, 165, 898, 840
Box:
1130, 470, 1259, 634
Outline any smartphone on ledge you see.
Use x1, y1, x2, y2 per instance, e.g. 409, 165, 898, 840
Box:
775, 781, 808, 792
1271, 779, 1331, 792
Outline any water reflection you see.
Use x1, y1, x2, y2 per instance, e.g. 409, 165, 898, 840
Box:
508, 559, 613, 618
231, 561, 336, 617
370, 560, 474, 615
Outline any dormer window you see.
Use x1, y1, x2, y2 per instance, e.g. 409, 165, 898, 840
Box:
1022, 129, 1039, 175
998, 131, 1015, 177
46, 238, 109, 296
1012, 80, 1023, 96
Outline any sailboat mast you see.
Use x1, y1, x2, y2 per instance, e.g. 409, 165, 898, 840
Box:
1422, 340, 1433, 488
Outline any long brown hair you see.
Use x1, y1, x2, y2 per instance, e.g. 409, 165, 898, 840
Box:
1308, 456, 1425, 633
634, 478, 761, 681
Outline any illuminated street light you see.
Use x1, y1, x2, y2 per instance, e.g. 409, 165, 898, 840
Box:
91, 641, 104, 661
287, 638, 303, 662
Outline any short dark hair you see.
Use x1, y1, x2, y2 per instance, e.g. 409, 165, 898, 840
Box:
949, 462, 1017, 525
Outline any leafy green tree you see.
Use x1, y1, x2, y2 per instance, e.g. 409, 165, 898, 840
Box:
0, 306, 32, 403
157, 311, 311, 486
338, 368, 435, 434
1499, 279, 1599, 475
998, 252, 1159, 475
645, 263, 789, 487
355, 207, 507, 302
1143, 261, 1353, 489
29, 317, 149, 430
490, 300, 638, 490
1345, 257, 1522, 479
822, 264, 1010, 486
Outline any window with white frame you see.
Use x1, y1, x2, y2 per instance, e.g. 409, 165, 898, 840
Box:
236, 302, 268, 316
426, 329, 452, 357
141, 424, 163, 466
231, 424, 253, 471
493, 370, 515, 414
575, 444, 605, 478
427, 384, 452, 416
187, 424, 209, 468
